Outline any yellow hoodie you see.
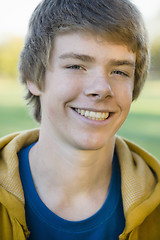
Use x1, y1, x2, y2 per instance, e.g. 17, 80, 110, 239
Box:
0, 129, 160, 240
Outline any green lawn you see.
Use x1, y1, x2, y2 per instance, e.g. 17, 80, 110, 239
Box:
0, 78, 38, 135
0, 77, 160, 160
118, 80, 160, 160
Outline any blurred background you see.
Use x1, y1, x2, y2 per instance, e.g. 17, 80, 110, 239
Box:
0, 0, 160, 159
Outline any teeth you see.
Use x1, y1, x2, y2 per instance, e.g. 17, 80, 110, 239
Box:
75, 109, 109, 121
85, 110, 90, 117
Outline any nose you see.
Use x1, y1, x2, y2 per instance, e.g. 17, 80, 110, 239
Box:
84, 74, 114, 100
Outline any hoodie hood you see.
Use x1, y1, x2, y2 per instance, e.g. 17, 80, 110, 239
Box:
115, 137, 160, 238
0, 130, 39, 238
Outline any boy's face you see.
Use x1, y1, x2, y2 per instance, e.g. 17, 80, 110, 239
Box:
29, 32, 136, 150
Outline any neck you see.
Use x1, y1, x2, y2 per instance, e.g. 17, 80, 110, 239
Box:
29, 128, 115, 197
29, 129, 116, 220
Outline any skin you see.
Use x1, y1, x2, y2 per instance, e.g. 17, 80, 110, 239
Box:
27, 31, 136, 221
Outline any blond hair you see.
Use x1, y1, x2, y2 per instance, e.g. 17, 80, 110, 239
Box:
19, 0, 150, 122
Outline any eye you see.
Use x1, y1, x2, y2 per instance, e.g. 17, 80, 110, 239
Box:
66, 65, 86, 71
112, 70, 129, 77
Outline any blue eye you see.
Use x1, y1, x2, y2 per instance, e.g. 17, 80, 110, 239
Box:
66, 65, 86, 70
112, 70, 128, 77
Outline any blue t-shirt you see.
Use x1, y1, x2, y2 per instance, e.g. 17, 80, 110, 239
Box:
18, 143, 125, 240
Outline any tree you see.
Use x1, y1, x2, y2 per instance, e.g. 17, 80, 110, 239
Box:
0, 37, 24, 79
150, 38, 160, 79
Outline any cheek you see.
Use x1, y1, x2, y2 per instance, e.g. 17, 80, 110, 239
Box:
115, 82, 133, 109
127, 81, 134, 102
54, 75, 83, 103
60, 83, 82, 101
44, 76, 83, 110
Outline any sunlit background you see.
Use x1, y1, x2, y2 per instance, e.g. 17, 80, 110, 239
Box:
0, 0, 160, 159
0, 0, 160, 38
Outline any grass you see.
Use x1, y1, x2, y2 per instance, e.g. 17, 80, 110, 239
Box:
118, 112, 160, 159
0, 77, 159, 160
0, 78, 38, 135
118, 80, 160, 160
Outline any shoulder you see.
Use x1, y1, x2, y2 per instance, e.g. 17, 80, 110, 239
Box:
115, 135, 160, 219
115, 135, 160, 172
0, 129, 39, 153
0, 128, 39, 203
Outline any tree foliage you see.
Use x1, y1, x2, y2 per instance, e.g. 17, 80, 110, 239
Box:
150, 39, 160, 77
0, 37, 24, 79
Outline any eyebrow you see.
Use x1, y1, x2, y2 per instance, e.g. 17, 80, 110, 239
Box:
59, 53, 95, 63
109, 59, 135, 68
59, 52, 135, 68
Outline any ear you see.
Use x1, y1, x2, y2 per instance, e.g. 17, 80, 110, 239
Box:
27, 80, 41, 96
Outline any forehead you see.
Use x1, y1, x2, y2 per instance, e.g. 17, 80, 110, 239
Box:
51, 31, 136, 64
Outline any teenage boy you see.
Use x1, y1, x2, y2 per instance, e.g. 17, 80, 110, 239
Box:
0, 0, 160, 239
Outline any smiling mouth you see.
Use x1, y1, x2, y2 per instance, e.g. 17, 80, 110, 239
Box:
74, 108, 110, 121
